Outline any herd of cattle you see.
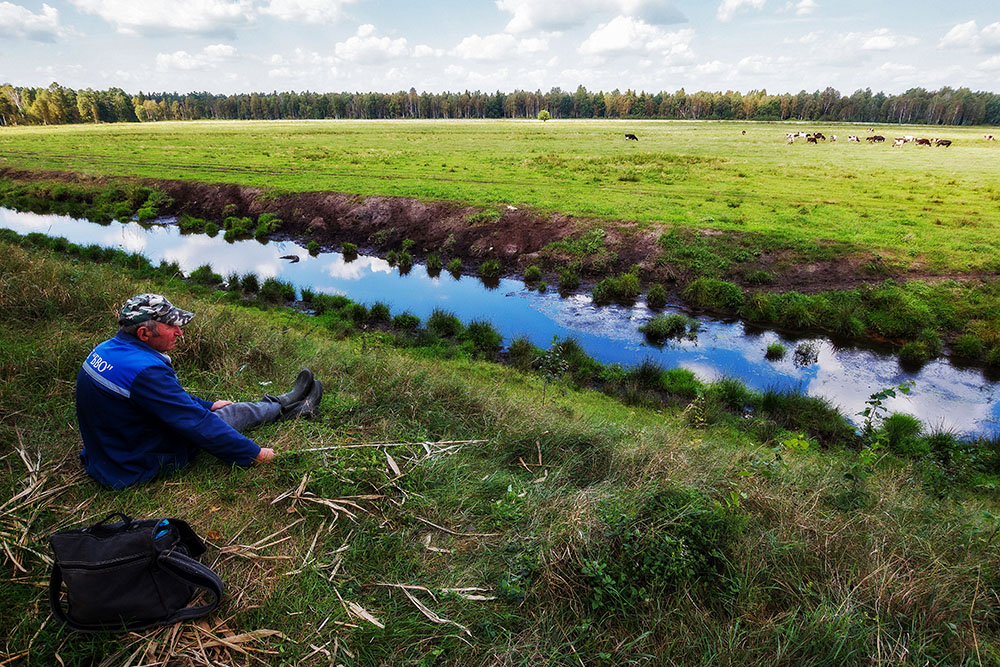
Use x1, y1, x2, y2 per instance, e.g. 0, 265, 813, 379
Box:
786, 131, 999, 147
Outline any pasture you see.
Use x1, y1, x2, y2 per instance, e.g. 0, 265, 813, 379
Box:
1, 119, 999, 274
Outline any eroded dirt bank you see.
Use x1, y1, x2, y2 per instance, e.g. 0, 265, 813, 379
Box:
0, 167, 944, 294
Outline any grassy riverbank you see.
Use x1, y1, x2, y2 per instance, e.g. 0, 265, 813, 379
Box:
3, 240, 1000, 665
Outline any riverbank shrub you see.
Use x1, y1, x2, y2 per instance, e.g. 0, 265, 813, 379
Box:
179, 215, 208, 233
306, 240, 320, 255
425, 254, 442, 276
479, 259, 501, 282
558, 267, 580, 292
592, 272, 641, 306
508, 336, 542, 371
398, 252, 414, 274
524, 265, 542, 283
189, 264, 222, 286
428, 308, 464, 338
259, 277, 295, 303
369, 302, 391, 322
341, 242, 358, 260
241, 273, 260, 294
461, 320, 503, 358
765, 343, 786, 360
685, 278, 745, 310
646, 284, 667, 309
392, 312, 421, 331
880, 413, 926, 457
860, 281, 934, 339
660, 368, 702, 399
447, 258, 463, 278
222, 215, 254, 242
953, 334, 985, 360
639, 313, 695, 344
0, 179, 171, 223
759, 389, 856, 447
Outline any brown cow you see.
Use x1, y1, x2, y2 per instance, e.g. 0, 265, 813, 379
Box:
806, 136, 818, 143
935, 139, 952, 147
915, 138, 931, 146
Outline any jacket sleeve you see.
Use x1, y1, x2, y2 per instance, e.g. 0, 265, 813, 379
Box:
130, 365, 261, 467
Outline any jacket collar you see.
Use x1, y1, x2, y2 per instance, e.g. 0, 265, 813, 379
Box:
114, 330, 172, 364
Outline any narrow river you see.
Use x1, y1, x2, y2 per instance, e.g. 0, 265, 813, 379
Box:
3, 208, 997, 437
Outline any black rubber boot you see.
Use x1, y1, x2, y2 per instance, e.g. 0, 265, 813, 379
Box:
281, 379, 323, 420
274, 369, 314, 409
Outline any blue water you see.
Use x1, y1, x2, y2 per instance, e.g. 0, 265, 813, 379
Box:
3, 207, 998, 437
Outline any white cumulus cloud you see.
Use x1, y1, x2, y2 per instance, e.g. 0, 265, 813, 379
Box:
782, 0, 817, 17
579, 16, 694, 61
497, 0, 684, 33
156, 44, 238, 72
857, 28, 918, 51
70, 0, 253, 35
940, 20, 1000, 52
260, 0, 356, 24
0, 2, 66, 41
450, 33, 547, 61
334, 24, 408, 63
717, 0, 765, 23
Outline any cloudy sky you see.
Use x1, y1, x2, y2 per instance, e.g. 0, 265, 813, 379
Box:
1, 0, 998, 96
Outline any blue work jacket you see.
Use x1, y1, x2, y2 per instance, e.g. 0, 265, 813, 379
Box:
76, 331, 261, 489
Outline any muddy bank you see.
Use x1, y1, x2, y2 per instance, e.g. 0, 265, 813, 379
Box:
0, 166, 900, 295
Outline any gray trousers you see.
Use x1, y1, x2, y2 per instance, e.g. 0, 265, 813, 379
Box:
214, 396, 283, 433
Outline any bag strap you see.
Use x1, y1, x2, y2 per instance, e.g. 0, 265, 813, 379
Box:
49, 552, 225, 632
156, 548, 225, 623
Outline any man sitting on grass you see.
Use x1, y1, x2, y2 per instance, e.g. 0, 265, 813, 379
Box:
76, 293, 322, 489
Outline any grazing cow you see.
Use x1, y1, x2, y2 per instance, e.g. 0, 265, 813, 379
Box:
892, 138, 905, 147
814, 132, 826, 141
741, 130, 746, 135
935, 139, 952, 147
787, 136, 795, 144
985, 135, 995, 141
873, 135, 886, 142
806, 136, 818, 144
903, 135, 915, 143
915, 138, 931, 146
830, 135, 837, 142
796, 131, 808, 138
848, 135, 860, 142
624, 133, 638, 141
867, 127, 875, 133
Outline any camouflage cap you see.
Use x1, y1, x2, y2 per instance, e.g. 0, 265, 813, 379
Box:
118, 293, 195, 327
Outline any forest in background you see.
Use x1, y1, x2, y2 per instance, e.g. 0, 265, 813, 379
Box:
2, 82, 999, 127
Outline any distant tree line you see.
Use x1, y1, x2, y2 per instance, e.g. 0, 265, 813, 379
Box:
2, 82, 999, 127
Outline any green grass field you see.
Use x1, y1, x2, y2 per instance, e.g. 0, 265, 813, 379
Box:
3, 241, 1000, 665
2, 119, 999, 273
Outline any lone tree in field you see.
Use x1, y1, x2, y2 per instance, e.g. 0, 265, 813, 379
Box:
537, 109, 551, 122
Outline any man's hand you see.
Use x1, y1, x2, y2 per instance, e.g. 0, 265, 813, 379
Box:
210, 400, 234, 411
254, 447, 275, 464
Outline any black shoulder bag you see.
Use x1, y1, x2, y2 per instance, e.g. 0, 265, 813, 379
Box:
49, 512, 224, 632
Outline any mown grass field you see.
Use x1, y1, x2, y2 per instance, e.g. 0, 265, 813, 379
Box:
3, 240, 1000, 665
1, 119, 999, 273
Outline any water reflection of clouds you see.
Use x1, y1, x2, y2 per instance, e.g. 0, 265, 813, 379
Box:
324, 256, 391, 280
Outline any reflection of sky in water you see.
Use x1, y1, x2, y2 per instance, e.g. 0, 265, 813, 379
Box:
3, 207, 998, 437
